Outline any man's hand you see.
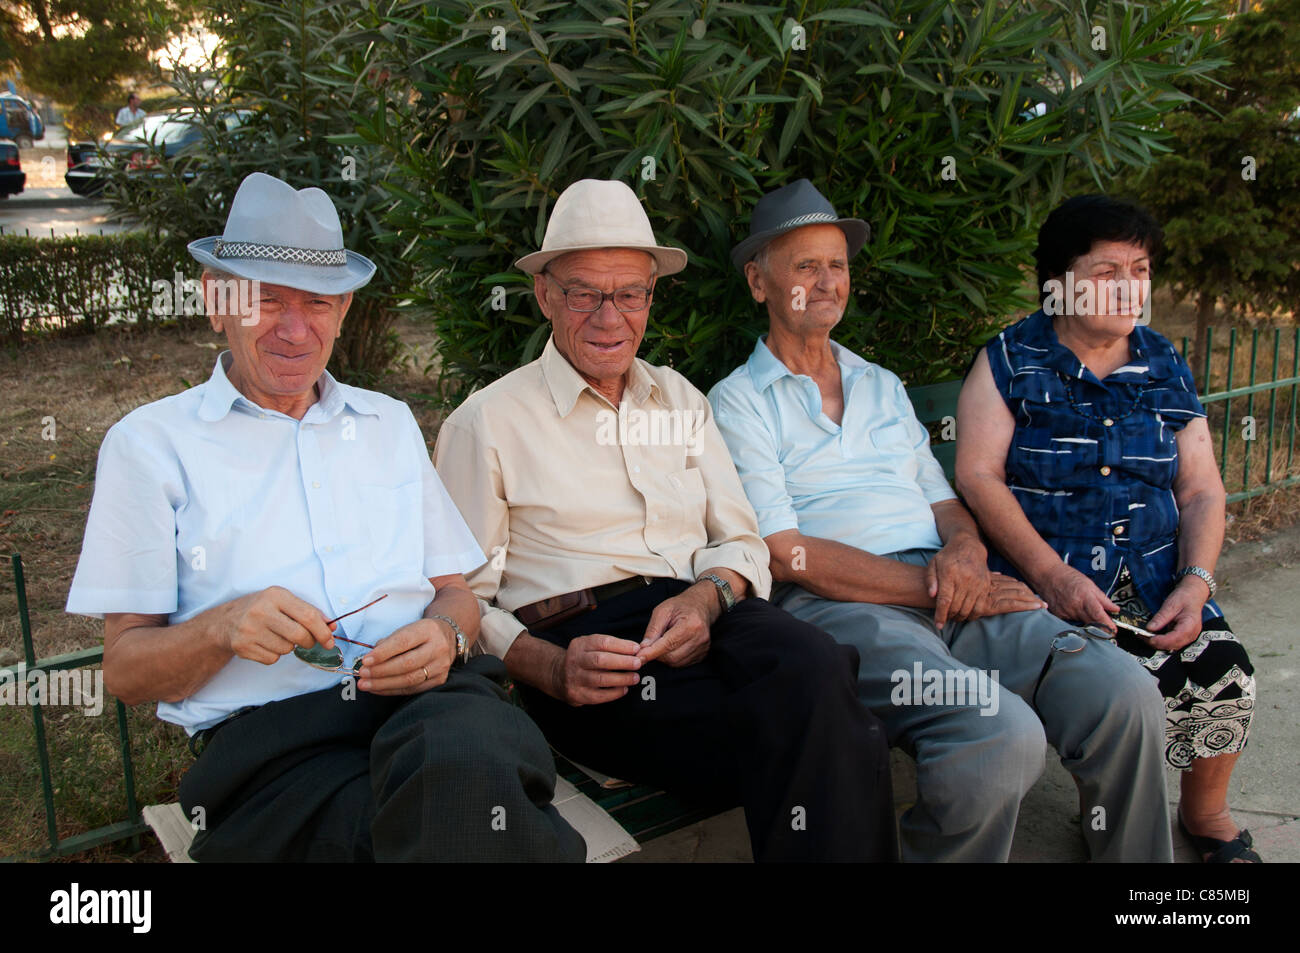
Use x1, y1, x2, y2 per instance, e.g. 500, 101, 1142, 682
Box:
223, 586, 336, 665
927, 532, 992, 626
636, 584, 716, 667
968, 573, 1049, 619
555, 634, 643, 706
1035, 564, 1118, 631
1146, 576, 1207, 653
357, 618, 456, 695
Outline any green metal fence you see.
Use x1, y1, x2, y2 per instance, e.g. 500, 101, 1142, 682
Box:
1181, 327, 1300, 504
1, 553, 147, 860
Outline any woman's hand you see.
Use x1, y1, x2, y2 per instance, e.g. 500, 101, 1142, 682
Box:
1035, 563, 1119, 630
1146, 576, 1208, 652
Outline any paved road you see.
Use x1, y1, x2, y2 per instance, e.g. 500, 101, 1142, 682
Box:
628, 520, 1300, 862
0, 187, 132, 238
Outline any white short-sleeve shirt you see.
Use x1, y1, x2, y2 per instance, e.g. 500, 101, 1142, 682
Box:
67, 352, 485, 733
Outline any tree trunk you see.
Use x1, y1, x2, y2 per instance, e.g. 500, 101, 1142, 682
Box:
1190, 291, 1217, 390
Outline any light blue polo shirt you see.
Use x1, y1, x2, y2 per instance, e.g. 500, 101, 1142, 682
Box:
708, 336, 954, 556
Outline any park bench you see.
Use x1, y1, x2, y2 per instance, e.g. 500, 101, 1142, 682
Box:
2, 380, 965, 862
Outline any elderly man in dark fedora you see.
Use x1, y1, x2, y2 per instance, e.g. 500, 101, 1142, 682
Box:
433, 178, 897, 862
67, 172, 585, 862
707, 179, 1172, 862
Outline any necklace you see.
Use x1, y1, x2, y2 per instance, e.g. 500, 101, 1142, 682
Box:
1062, 374, 1144, 423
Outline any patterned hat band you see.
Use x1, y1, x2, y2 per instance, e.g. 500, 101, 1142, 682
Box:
212, 238, 348, 267
773, 212, 837, 230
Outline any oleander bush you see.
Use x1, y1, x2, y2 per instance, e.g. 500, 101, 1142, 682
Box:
355, 0, 1227, 396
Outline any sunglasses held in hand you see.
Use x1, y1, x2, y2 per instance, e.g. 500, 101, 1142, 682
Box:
293, 594, 387, 673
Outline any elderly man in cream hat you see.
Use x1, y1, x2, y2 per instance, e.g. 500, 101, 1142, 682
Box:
433, 179, 897, 862
67, 172, 585, 862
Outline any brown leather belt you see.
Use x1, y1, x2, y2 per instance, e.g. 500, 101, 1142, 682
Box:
515, 575, 657, 632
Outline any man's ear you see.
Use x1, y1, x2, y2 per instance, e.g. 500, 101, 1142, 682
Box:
743, 260, 767, 304
532, 272, 554, 321
336, 291, 354, 336
201, 273, 225, 334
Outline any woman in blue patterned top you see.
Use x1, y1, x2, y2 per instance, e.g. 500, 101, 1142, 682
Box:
956, 196, 1258, 863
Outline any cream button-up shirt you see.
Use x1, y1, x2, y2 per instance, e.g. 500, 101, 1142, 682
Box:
433, 336, 772, 659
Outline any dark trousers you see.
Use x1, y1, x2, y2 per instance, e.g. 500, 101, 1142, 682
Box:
179, 655, 586, 862
517, 581, 897, 862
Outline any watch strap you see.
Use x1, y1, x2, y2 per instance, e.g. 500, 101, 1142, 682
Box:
697, 572, 736, 613
1177, 566, 1217, 599
431, 614, 468, 663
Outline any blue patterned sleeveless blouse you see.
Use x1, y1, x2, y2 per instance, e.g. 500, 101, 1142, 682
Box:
984, 310, 1222, 623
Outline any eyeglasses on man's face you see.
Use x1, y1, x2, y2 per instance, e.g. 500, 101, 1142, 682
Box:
543, 271, 654, 313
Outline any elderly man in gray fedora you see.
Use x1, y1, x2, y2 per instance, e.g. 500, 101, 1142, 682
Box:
707, 178, 1172, 862
66, 172, 585, 862
433, 178, 897, 862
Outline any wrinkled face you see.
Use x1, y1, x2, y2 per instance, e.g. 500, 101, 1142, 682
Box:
533, 248, 656, 393
204, 273, 351, 410
744, 224, 850, 337
1057, 239, 1152, 337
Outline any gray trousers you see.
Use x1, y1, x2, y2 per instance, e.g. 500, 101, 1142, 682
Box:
775, 549, 1173, 862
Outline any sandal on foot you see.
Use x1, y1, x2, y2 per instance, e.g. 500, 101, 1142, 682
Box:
1178, 815, 1263, 863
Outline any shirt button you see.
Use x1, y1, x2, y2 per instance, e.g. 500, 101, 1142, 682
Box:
634, 465, 641, 473
324, 545, 333, 553
341, 597, 350, 606
1100, 466, 1111, 476
259, 413, 267, 420
1113, 525, 1125, 536
312, 481, 321, 489
1103, 418, 1114, 427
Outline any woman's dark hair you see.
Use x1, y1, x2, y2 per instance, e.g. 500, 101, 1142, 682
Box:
1034, 195, 1163, 307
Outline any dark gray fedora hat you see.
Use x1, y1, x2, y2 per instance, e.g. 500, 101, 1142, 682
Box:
730, 178, 870, 274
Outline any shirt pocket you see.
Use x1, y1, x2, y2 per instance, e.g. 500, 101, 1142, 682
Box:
1009, 426, 1099, 487
665, 467, 708, 543
868, 419, 912, 455
358, 481, 424, 578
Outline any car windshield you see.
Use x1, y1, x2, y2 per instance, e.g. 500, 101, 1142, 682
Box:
122, 114, 199, 145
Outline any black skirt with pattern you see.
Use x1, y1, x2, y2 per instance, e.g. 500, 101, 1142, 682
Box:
1109, 563, 1255, 769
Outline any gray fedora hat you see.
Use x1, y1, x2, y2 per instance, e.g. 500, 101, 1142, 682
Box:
188, 172, 376, 295
730, 178, 870, 274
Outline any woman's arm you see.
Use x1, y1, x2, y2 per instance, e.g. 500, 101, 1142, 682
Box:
1144, 417, 1226, 650
956, 349, 1118, 628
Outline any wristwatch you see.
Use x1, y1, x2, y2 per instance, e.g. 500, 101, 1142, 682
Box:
1177, 566, 1217, 599
697, 572, 736, 613
431, 614, 469, 664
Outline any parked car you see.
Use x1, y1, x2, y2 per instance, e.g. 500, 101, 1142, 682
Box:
0, 138, 24, 198
65, 109, 250, 197
0, 94, 44, 149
